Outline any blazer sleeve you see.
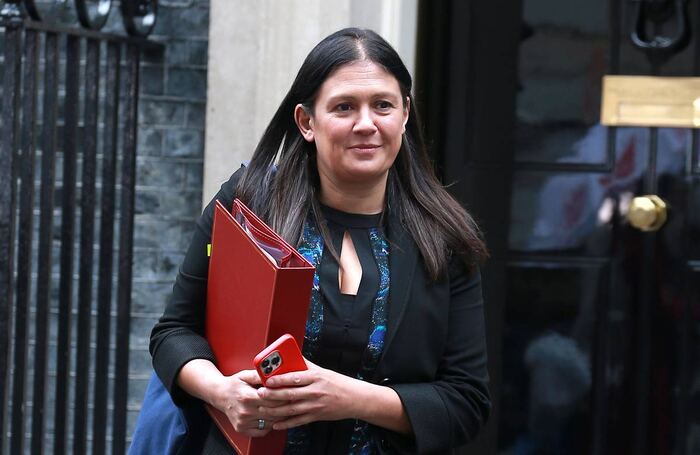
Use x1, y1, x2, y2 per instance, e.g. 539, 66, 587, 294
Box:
387, 262, 491, 453
149, 167, 244, 406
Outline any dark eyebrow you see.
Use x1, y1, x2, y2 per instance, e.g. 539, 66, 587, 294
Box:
370, 91, 402, 100
325, 92, 401, 105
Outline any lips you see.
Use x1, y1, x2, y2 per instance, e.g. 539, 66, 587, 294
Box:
349, 144, 381, 151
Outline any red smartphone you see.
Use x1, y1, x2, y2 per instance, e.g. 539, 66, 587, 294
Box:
253, 334, 307, 386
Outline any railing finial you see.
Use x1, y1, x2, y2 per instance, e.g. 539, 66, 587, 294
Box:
3, 0, 158, 37
1, 0, 25, 25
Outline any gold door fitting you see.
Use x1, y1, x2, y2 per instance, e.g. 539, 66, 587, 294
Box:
628, 195, 667, 232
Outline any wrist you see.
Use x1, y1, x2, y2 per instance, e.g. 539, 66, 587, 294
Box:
351, 382, 412, 435
177, 358, 226, 407
350, 380, 380, 421
206, 374, 229, 409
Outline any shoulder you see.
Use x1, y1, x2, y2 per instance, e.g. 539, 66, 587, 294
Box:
215, 164, 247, 207
195, 165, 248, 235
446, 253, 481, 294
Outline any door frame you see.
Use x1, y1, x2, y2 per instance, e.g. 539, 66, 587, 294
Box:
415, 1, 522, 452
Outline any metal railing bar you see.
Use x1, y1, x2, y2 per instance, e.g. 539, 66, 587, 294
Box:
30, 30, 59, 455
0, 14, 23, 453
54, 34, 81, 455
112, 42, 140, 455
72, 36, 100, 455
10, 27, 39, 455
25, 19, 161, 49
92, 40, 120, 455
1, 9, 152, 453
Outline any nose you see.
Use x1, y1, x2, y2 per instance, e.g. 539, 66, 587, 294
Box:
353, 106, 377, 135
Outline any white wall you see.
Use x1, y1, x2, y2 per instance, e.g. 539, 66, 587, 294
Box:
203, 0, 418, 206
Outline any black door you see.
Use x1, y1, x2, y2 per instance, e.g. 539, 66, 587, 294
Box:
416, 0, 700, 453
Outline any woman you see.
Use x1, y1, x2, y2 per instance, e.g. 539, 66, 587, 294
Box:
150, 27, 490, 454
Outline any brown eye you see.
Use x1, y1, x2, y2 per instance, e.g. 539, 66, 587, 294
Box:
376, 101, 393, 110
335, 103, 352, 112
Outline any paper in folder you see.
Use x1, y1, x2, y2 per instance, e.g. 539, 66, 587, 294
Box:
206, 199, 314, 455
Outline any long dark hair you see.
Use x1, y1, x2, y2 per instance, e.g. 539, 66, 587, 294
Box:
236, 27, 487, 280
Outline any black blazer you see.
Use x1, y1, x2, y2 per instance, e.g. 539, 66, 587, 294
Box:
150, 169, 491, 454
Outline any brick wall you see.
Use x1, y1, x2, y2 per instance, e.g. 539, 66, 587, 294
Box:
125, 0, 211, 442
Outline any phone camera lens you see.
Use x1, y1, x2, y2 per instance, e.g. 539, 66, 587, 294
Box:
271, 356, 280, 365
264, 366, 272, 375
262, 359, 270, 368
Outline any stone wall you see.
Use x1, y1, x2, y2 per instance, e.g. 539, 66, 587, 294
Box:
127, 0, 211, 442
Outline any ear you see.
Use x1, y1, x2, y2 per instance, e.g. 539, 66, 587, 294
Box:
402, 97, 411, 133
294, 104, 315, 142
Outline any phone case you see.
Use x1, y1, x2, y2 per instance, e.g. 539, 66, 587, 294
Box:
254, 334, 307, 386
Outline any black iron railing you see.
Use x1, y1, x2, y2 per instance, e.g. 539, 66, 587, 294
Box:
0, 1, 160, 453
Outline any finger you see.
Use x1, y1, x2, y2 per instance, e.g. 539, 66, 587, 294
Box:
272, 414, 314, 430
235, 395, 284, 413
257, 397, 288, 408
258, 397, 289, 408
237, 369, 263, 385
258, 400, 313, 419
230, 416, 278, 434
249, 416, 280, 429
263, 371, 312, 388
222, 393, 279, 419
257, 385, 306, 402
234, 388, 272, 408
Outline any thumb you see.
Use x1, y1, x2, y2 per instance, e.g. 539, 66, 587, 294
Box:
236, 369, 262, 385
302, 357, 318, 370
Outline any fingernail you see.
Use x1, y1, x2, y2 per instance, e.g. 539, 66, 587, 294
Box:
293, 376, 301, 384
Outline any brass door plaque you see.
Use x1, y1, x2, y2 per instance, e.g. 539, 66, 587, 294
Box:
601, 75, 700, 128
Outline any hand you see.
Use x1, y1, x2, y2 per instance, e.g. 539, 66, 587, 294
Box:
212, 369, 287, 437
256, 359, 366, 430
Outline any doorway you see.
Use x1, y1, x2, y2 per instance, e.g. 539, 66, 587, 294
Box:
416, 0, 700, 453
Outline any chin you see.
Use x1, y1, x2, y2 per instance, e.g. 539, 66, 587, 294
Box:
341, 167, 391, 184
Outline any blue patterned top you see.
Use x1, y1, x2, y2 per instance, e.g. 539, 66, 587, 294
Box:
285, 206, 390, 455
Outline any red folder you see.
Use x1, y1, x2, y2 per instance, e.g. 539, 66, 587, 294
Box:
206, 199, 315, 455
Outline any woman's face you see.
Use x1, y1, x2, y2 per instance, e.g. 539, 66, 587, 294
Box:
295, 60, 409, 189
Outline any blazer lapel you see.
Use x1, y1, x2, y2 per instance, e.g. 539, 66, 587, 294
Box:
375, 211, 419, 377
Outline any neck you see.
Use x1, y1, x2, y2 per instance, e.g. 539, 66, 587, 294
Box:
319, 174, 388, 215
